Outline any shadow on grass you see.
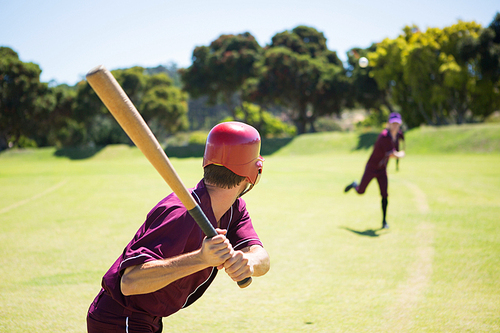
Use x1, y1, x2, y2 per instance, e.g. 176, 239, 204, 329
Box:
54, 146, 105, 160
340, 226, 387, 237
164, 137, 294, 158
165, 144, 206, 158
353, 132, 378, 151
261, 137, 294, 156
52, 137, 294, 160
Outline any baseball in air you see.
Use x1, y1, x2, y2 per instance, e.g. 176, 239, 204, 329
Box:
358, 57, 369, 68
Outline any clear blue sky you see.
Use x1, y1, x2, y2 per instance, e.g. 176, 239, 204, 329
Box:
1, 0, 498, 85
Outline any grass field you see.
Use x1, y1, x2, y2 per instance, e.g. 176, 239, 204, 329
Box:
1, 123, 499, 332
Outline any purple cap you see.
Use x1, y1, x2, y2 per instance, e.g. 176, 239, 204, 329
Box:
388, 112, 402, 124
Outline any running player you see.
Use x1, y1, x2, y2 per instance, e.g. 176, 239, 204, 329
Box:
344, 112, 405, 229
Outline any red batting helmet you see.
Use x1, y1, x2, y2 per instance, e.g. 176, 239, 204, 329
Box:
203, 121, 264, 185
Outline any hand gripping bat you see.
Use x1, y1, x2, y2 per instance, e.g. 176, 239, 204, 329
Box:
86, 65, 251, 288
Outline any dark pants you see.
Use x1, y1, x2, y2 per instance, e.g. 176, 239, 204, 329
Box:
356, 166, 388, 198
87, 289, 163, 333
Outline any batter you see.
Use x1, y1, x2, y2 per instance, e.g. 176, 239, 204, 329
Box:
87, 122, 270, 332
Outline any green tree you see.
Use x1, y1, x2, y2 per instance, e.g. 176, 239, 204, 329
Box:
404, 26, 449, 125
113, 66, 147, 106
180, 32, 262, 119
73, 75, 111, 145
224, 102, 296, 138
369, 20, 496, 127
438, 21, 483, 123
458, 13, 500, 118
73, 67, 188, 146
312, 62, 350, 122
142, 72, 188, 134
369, 31, 420, 126
42, 84, 81, 147
271, 25, 328, 58
251, 47, 324, 134
249, 26, 347, 134
345, 46, 388, 114
0, 47, 52, 150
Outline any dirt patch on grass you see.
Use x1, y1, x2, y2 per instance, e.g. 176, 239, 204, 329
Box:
382, 181, 434, 331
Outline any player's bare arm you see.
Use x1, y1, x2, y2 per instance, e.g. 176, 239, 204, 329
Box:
121, 229, 233, 296
221, 245, 270, 282
387, 149, 405, 159
390, 150, 405, 158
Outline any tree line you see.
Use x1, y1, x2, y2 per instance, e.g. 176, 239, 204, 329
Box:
1, 13, 499, 151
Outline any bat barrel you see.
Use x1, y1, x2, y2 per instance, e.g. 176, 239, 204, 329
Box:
86, 65, 197, 211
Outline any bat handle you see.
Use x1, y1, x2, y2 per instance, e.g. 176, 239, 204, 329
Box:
188, 206, 253, 288
237, 277, 252, 288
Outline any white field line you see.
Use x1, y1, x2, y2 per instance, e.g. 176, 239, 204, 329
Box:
0, 179, 68, 215
382, 180, 434, 331
383, 222, 435, 331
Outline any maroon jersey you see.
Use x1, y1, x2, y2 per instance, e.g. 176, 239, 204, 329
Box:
100, 180, 263, 318
366, 129, 404, 170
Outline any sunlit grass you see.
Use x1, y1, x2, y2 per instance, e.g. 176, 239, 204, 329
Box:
1, 124, 499, 332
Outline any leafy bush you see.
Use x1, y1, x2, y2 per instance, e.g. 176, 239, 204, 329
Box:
88, 115, 130, 146
13, 136, 37, 148
224, 102, 296, 138
188, 131, 209, 145
355, 108, 389, 130
52, 118, 87, 147
314, 116, 343, 132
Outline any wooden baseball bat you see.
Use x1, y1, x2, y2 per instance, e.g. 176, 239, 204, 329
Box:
86, 65, 251, 288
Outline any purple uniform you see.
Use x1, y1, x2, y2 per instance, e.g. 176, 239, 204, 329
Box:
87, 180, 263, 332
356, 129, 404, 197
